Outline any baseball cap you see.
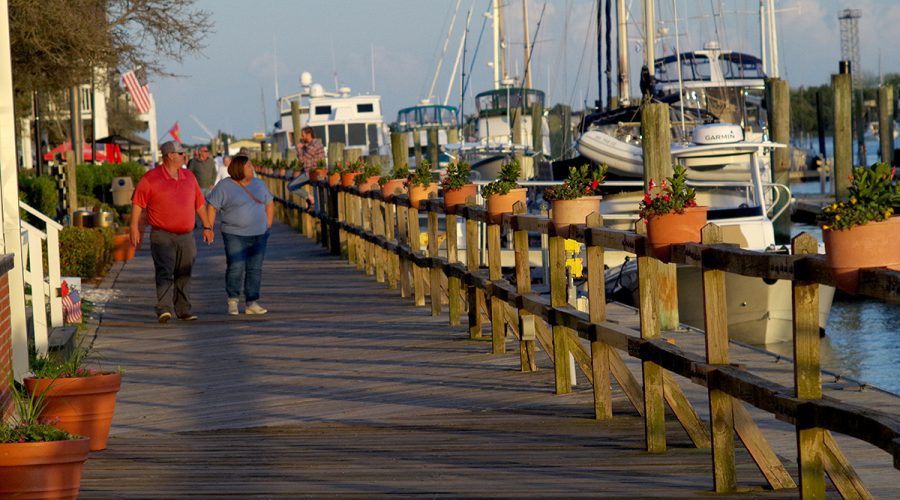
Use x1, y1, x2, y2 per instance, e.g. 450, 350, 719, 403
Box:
160, 141, 185, 155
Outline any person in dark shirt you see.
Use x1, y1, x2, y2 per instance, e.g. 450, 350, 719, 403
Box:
188, 145, 217, 195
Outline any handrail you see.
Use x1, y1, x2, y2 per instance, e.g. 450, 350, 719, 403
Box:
17, 201, 64, 350
19, 201, 64, 231
267, 173, 900, 496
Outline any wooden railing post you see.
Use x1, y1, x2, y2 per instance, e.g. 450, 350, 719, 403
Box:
373, 197, 386, 283
586, 213, 611, 420
347, 192, 359, 266
637, 225, 666, 453
384, 200, 398, 289
408, 204, 425, 306
397, 203, 411, 298
793, 232, 825, 498
487, 218, 505, 354
465, 198, 484, 339
513, 202, 536, 372
549, 230, 572, 394
701, 224, 736, 492
446, 211, 461, 326
363, 195, 375, 275
427, 202, 441, 316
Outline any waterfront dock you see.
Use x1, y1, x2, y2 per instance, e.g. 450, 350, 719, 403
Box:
76, 180, 900, 497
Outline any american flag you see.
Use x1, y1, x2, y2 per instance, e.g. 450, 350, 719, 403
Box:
122, 68, 151, 114
61, 287, 82, 324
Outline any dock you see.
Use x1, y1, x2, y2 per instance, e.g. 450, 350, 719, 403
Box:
74, 177, 900, 496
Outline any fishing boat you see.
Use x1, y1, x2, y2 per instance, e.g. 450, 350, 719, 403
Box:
602, 137, 835, 345
396, 102, 459, 168
271, 72, 390, 158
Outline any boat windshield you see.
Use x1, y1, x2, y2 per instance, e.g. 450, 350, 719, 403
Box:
719, 52, 766, 80
655, 53, 712, 83
397, 105, 458, 130
475, 88, 545, 116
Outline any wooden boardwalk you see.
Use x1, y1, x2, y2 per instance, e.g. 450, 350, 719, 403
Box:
77, 222, 898, 497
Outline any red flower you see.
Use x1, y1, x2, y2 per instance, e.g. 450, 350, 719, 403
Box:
648, 179, 656, 190
662, 194, 671, 201
590, 179, 599, 190
891, 166, 896, 180
643, 193, 652, 204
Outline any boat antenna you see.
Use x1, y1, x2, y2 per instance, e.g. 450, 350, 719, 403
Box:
273, 35, 280, 103
445, 3, 474, 106
330, 37, 339, 91
260, 86, 268, 134
371, 43, 376, 93
672, 0, 686, 140
428, 0, 463, 102
462, 1, 491, 106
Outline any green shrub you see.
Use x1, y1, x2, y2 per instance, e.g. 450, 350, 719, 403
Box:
18, 174, 59, 218
59, 226, 114, 278
76, 162, 147, 201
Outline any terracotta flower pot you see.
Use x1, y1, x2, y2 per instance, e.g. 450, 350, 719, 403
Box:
442, 184, 478, 214
292, 170, 301, 178
485, 188, 528, 223
112, 234, 136, 262
277, 168, 287, 177
0, 438, 91, 499
408, 182, 439, 209
551, 196, 602, 232
645, 206, 708, 262
381, 179, 407, 200
357, 176, 380, 193
25, 372, 123, 451
341, 172, 360, 188
824, 216, 900, 293
310, 168, 328, 182
328, 173, 341, 187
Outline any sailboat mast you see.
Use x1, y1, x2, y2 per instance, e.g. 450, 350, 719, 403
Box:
759, 0, 768, 75
522, 0, 531, 88
766, 0, 779, 78
617, 0, 629, 104
492, 0, 500, 89
643, 0, 655, 69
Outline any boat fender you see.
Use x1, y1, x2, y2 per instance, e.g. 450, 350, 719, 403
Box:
691, 123, 744, 145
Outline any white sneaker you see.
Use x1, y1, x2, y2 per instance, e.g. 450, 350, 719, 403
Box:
227, 298, 239, 315
245, 301, 267, 315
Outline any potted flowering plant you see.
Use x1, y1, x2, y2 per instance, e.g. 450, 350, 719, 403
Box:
543, 164, 608, 231
289, 159, 303, 178
407, 160, 438, 209
481, 160, 527, 223
379, 161, 409, 200
327, 161, 344, 187
441, 161, 476, 214
341, 159, 363, 188
0, 383, 91, 498
310, 159, 328, 182
24, 340, 123, 452
638, 164, 707, 261
819, 162, 900, 292
354, 161, 382, 193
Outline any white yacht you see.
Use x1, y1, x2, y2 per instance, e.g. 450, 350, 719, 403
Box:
272, 72, 390, 158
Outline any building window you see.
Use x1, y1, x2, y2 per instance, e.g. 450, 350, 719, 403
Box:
311, 126, 326, 142
357, 103, 374, 113
348, 123, 366, 146
315, 105, 332, 115
367, 124, 380, 153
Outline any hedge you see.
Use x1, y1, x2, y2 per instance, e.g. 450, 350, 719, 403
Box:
19, 174, 59, 218
76, 162, 147, 202
59, 226, 114, 278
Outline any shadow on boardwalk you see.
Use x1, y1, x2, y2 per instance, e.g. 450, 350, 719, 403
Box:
80, 222, 800, 497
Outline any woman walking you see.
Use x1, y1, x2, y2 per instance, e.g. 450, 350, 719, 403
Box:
206, 155, 274, 315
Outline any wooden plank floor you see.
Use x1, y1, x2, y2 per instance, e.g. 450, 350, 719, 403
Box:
77, 221, 898, 497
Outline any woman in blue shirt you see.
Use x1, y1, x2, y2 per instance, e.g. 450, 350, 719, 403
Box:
206, 155, 274, 315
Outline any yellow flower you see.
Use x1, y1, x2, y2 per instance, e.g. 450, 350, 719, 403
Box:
835, 215, 841, 221
886, 209, 894, 219
822, 224, 830, 230
831, 203, 838, 209
850, 196, 857, 204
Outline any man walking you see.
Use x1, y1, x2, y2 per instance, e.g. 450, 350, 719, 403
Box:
188, 145, 217, 195
130, 141, 214, 323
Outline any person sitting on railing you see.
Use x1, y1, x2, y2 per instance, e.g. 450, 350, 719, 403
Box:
295, 126, 325, 173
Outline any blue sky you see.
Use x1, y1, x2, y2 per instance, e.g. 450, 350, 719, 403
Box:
149, 0, 900, 143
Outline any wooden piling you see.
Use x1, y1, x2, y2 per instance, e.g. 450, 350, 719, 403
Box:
832, 73, 852, 199
64, 151, 78, 218
531, 102, 543, 153
878, 85, 894, 164
586, 213, 611, 420
290, 101, 302, 149
427, 128, 439, 167
390, 132, 407, 171
447, 212, 461, 326
549, 233, 572, 394
512, 202, 536, 372
636, 227, 665, 453
640, 103, 678, 330
343, 148, 362, 166
765, 78, 791, 243
487, 220, 504, 354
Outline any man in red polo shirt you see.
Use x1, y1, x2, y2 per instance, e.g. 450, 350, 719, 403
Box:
130, 141, 214, 323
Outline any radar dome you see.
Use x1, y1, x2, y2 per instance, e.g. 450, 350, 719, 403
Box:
300, 72, 312, 86
310, 83, 324, 97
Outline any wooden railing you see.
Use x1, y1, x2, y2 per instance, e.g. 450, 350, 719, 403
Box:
264, 172, 900, 498
18, 201, 64, 354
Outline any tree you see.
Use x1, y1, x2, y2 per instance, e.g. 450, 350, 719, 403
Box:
9, 0, 212, 115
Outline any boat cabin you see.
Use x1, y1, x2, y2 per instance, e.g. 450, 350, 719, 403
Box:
273, 92, 387, 157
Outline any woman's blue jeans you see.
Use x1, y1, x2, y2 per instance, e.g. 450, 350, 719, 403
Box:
222, 231, 269, 302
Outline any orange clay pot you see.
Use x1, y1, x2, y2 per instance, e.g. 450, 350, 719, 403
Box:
328, 173, 341, 187
408, 183, 439, 209
0, 438, 91, 500
823, 216, 900, 293
112, 234, 136, 262
341, 172, 360, 188
310, 168, 328, 182
357, 176, 380, 193
442, 184, 478, 214
380, 179, 407, 200
25, 372, 122, 451
485, 188, 528, 224
551, 196, 602, 232
645, 206, 708, 262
